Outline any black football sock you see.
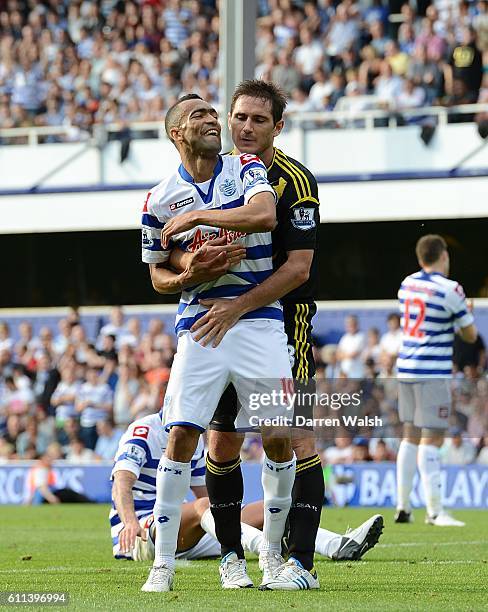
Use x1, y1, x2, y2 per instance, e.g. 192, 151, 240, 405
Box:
287, 454, 324, 571
205, 455, 244, 559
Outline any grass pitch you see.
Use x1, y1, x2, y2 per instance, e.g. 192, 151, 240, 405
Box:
1, 505, 487, 611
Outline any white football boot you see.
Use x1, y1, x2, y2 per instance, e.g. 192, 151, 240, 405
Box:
259, 558, 319, 591
259, 551, 284, 587
332, 514, 384, 561
141, 564, 174, 592
219, 552, 253, 589
425, 512, 465, 527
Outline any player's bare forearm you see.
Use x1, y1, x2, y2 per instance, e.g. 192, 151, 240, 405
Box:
161, 194, 276, 248
169, 247, 192, 274
192, 250, 313, 347
149, 262, 188, 294
231, 253, 312, 317
194, 193, 276, 233
112, 471, 138, 526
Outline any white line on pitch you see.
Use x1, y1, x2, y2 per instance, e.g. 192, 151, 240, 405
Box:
377, 540, 488, 549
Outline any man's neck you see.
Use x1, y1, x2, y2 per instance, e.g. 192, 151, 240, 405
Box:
180, 152, 219, 183
233, 145, 275, 169
423, 265, 445, 275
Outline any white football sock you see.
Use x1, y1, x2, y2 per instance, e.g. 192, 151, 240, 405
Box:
200, 507, 217, 539
201, 508, 265, 555
260, 452, 296, 554
241, 522, 264, 555
153, 456, 191, 570
418, 443, 442, 518
314, 528, 342, 559
396, 440, 418, 512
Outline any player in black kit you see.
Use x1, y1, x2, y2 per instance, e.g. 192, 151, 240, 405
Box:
190, 81, 383, 590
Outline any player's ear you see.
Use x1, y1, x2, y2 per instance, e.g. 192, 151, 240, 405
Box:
170, 126, 182, 144
273, 119, 285, 138
227, 111, 232, 130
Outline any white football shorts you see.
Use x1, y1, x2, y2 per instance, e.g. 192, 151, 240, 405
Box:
162, 319, 293, 431
398, 379, 452, 430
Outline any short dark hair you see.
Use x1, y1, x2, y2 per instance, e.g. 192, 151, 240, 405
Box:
230, 79, 287, 124
165, 93, 203, 142
387, 313, 400, 323
416, 234, 447, 265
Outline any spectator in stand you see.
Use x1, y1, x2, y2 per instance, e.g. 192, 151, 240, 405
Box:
337, 315, 365, 378
76, 366, 113, 450
94, 419, 123, 461
272, 49, 301, 97
16, 414, 52, 458
351, 437, 372, 462
445, 26, 483, 101
113, 362, 140, 429
65, 437, 97, 464
361, 327, 381, 369
454, 330, 486, 375
0, 322, 13, 353
477, 435, 488, 464
51, 362, 82, 428
374, 60, 404, 108
441, 427, 476, 464
323, 430, 354, 464
380, 313, 403, 359
396, 76, 426, 110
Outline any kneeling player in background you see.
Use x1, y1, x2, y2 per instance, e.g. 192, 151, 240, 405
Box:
111, 411, 384, 563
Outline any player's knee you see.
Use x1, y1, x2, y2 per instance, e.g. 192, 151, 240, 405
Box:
421, 428, 445, 447
403, 423, 421, 445
292, 435, 317, 460
208, 430, 243, 462
166, 425, 201, 462
193, 496, 210, 519
262, 432, 292, 462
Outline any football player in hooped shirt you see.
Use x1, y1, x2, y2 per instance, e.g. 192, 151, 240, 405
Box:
141, 94, 296, 592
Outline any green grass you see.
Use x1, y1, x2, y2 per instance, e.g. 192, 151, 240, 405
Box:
1, 505, 487, 611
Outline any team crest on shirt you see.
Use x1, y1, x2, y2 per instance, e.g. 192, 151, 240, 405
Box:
142, 228, 153, 247
438, 406, 449, 419
219, 179, 237, 196
291, 207, 315, 230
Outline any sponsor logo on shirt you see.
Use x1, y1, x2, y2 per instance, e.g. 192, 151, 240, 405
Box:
239, 153, 260, 165
132, 425, 149, 439
188, 227, 246, 252
170, 197, 194, 211
291, 207, 315, 230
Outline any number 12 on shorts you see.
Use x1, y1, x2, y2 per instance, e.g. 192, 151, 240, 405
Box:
403, 297, 426, 337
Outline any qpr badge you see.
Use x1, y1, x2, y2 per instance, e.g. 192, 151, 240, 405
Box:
219, 178, 237, 196
291, 207, 315, 230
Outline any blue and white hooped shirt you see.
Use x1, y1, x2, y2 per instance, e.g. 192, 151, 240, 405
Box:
141, 154, 282, 334
397, 270, 474, 378
109, 411, 205, 558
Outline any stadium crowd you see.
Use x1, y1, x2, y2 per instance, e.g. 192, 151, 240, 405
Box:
0, 0, 487, 139
0, 306, 487, 466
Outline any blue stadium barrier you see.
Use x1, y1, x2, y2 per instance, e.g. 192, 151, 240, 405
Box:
2, 305, 488, 347
2, 461, 486, 509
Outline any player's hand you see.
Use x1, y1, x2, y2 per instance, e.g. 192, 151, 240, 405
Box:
182, 238, 245, 286
161, 211, 200, 249
119, 519, 143, 554
191, 297, 244, 347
